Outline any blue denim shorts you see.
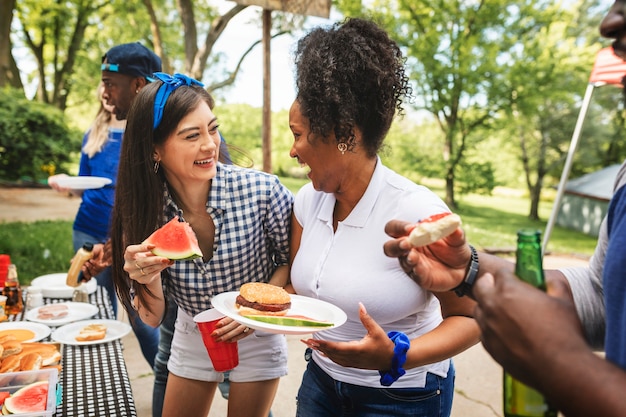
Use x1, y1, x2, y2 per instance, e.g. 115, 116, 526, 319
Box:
296, 358, 455, 417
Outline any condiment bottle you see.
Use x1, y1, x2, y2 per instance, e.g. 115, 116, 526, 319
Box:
503, 229, 558, 417
26, 286, 44, 310
2, 264, 23, 315
66, 242, 94, 287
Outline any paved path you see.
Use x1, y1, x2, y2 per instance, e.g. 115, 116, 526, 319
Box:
1, 187, 589, 416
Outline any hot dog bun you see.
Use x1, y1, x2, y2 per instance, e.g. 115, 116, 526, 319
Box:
408, 212, 462, 247
0, 342, 62, 374
236, 283, 291, 317
20, 343, 62, 366
0, 340, 22, 359
18, 353, 42, 371
0, 355, 20, 373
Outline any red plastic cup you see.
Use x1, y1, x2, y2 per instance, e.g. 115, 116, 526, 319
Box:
0, 255, 10, 288
194, 309, 239, 372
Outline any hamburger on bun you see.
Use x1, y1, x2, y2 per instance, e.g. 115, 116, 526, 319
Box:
236, 283, 291, 317
409, 212, 462, 247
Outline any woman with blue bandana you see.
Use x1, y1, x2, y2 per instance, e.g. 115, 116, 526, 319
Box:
109, 73, 293, 416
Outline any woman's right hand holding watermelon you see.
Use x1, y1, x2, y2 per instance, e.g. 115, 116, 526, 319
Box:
123, 243, 172, 327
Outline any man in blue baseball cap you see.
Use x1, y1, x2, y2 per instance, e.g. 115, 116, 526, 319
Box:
91, 42, 163, 371
101, 42, 162, 120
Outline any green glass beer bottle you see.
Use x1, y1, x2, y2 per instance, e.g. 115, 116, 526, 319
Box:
503, 229, 558, 417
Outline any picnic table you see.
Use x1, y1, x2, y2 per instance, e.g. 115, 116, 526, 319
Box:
9, 286, 137, 416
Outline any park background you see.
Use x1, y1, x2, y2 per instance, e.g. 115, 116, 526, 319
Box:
0, 2, 614, 415
1, 0, 617, 277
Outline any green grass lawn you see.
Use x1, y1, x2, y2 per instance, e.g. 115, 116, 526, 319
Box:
0, 177, 596, 285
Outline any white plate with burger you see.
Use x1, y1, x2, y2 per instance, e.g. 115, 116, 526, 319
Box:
210, 283, 347, 335
30, 273, 98, 299
51, 319, 131, 346
25, 302, 99, 326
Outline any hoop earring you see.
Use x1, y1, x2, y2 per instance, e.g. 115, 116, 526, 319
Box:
153, 161, 160, 174
338, 142, 347, 155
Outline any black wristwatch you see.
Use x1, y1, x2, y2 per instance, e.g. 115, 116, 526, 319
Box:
453, 245, 479, 297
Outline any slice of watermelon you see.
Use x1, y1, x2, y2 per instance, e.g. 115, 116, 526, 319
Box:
143, 216, 203, 260
245, 315, 334, 327
0, 392, 10, 406
4, 380, 49, 414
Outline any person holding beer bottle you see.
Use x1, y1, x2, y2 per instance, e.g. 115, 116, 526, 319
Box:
380, 7, 626, 417
375, 3, 626, 416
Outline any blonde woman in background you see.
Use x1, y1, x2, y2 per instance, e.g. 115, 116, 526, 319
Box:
49, 84, 125, 310
48, 84, 160, 366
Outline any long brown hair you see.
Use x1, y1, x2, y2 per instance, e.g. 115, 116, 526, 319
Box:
110, 81, 216, 315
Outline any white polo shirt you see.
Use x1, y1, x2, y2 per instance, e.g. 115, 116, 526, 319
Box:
292, 158, 452, 388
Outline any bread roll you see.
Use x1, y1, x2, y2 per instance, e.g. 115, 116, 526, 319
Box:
75, 324, 107, 342
18, 353, 42, 371
236, 283, 291, 316
0, 355, 20, 373
0, 335, 16, 345
239, 283, 291, 304
19, 343, 61, 366
1, 340, 22, 359
408, 213, 462, 247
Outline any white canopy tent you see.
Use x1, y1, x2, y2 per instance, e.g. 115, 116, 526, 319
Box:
543, 47, 626, 254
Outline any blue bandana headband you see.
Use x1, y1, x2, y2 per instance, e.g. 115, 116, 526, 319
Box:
152, 72, 204, 129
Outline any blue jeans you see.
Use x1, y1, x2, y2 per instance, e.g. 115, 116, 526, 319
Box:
152, 297, 177, 417
296, 359, 455, 417
73, 230, 159, 368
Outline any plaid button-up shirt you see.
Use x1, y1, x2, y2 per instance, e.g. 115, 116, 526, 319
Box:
162, 163, 294, 317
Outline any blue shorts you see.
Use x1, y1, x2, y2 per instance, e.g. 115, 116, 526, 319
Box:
296, 358, 455, 417
168, 307, 288, 383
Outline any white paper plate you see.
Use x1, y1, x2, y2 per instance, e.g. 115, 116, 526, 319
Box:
30, 273, 98, 299
210, 292, 347, 335
51, 319, 131, 346
25, 302, 99, 326
53, 176, 112, 190
0, 322, 52, 342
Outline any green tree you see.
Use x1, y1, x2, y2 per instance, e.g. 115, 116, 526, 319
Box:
502, 4, 602, 220
0, 88, 80, 182
366, 0, 522, 209
14, 0, 113, 109
0, 0, 22, 91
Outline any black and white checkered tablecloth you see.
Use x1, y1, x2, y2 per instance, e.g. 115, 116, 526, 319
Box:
12, 286, 137, 417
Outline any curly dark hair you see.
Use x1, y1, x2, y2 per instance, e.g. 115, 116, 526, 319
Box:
294, 17, 412, 158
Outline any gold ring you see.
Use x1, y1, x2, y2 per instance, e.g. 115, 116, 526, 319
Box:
135, 262, 146, 275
